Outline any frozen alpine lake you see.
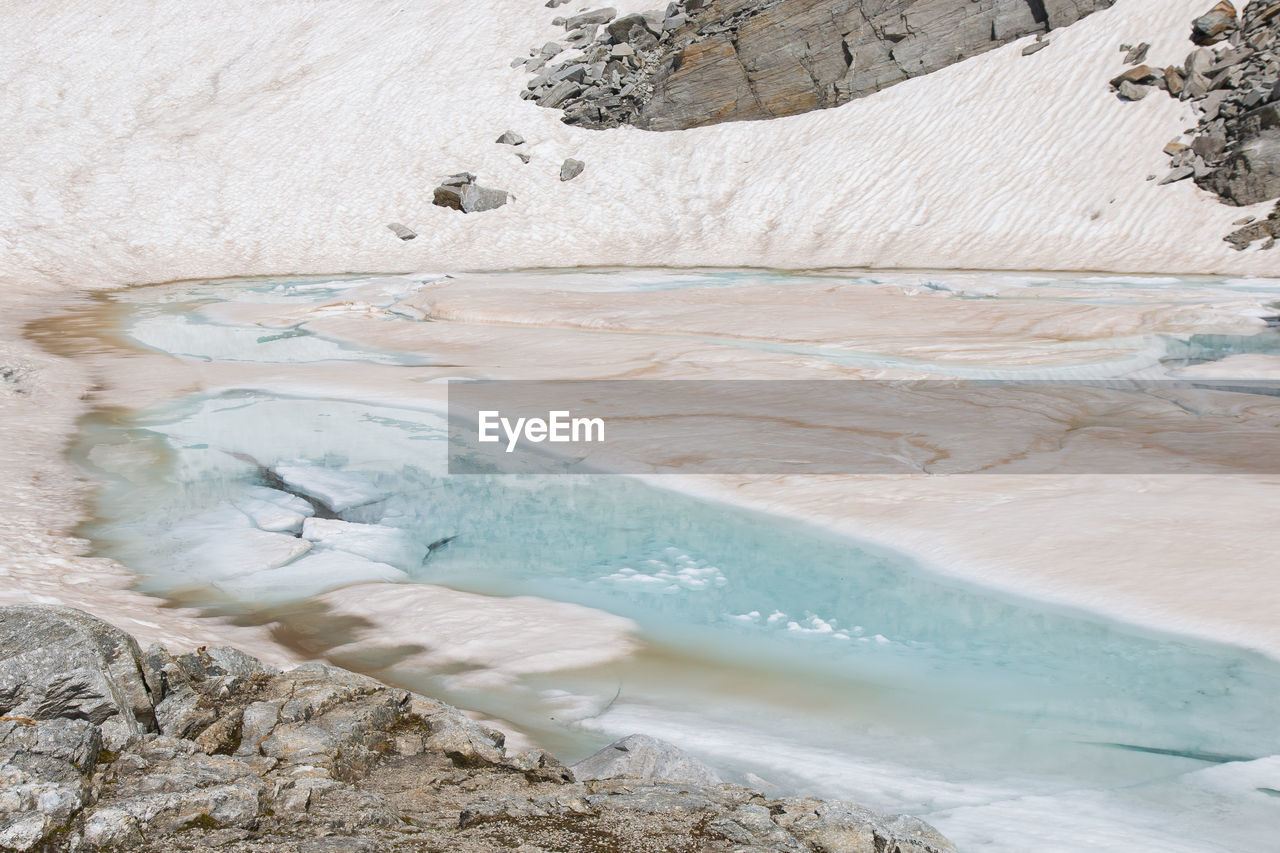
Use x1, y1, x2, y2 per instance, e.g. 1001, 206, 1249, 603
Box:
53, 269, 1280, 852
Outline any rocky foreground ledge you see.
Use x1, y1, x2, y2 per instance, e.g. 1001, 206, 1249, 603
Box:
0, 606, 955, 852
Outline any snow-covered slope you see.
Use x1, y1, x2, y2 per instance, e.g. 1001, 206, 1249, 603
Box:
0, 0, 1273, 291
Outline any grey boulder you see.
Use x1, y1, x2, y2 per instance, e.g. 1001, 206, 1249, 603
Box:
1117, 80, 1150, 101
607, 12, 659, 44
571, 733, 721, 785
1160, 164, 1196, 184
565, 7, 617, 31
1110, 64, 1162, 89
432, 173, 511, 213
1191, 0, 1237, 45
773, 798, 959, 853
560, 157, 585, 181
0, 606, 153, 750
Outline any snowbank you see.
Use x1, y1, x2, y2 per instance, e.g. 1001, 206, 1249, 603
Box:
1, 0, 1275, 293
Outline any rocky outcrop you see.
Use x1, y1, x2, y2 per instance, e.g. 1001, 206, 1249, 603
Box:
517, 0, 1117, 131
1120, 1, 1280, 234
0, 606, 155, 751
0, 606, 956, 852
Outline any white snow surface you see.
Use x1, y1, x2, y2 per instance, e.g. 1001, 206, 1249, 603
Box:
2, 0, 1276, 293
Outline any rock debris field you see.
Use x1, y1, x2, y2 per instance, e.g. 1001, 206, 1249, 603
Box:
1112, 1, 1280, 248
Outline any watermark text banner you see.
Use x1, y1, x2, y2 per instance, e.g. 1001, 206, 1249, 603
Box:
447, 379, 1280, 475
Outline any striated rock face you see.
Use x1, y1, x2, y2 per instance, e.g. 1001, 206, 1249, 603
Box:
523, 0, 1116, 131
1208, 99, 1280, 207
0, 606, 155, 751
0, 606, 957, 852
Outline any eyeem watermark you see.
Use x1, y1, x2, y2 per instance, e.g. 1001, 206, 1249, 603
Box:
477, 410, 605, 452
450, 379, 1280, 474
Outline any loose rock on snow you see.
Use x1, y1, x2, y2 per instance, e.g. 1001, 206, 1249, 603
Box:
432, 173, 511, 213
560, 157, 585, 181
1119, 0, 1280, 247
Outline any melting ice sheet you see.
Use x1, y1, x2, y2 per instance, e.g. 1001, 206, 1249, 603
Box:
73, 271, 1280, 852
115, 274, 441, 363
77, 390, 1280, 852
